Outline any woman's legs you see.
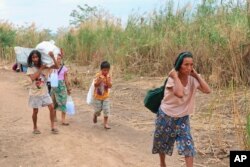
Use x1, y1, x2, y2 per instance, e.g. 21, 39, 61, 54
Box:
54, 110, 57, 122
185, 156, 193, 167
32, 108, 39, 130
159, 153, 166, 167
50, 93, 57, 122
61, 112, 69, 125
158, 154, 193, 167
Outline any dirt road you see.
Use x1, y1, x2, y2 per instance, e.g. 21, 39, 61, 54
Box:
0, 69, 179, 167
0, 67, 236, 167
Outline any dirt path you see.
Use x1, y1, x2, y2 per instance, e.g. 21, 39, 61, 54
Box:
1, 66, 238, 167
0, 69, 180, 167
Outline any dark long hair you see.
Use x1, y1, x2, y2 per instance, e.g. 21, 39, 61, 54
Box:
174, 52, 193, 71
27, 50, 42, 67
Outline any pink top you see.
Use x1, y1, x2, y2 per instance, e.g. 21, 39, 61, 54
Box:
160, 76, 200, 118
57, 66, 68, 80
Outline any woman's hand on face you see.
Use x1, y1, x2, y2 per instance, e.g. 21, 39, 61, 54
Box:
190, 68, 199, 78
169, 69, 178, 79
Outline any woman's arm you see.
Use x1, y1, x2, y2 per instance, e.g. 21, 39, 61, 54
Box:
64, 72, 71, 95
169, 69, 184, 98
191, 69, 211, 94
29, 65, 47, 81
48, 52, 59, 69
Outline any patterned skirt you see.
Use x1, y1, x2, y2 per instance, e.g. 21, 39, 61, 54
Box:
51, 80, 67, 112
152, 108, 196, 157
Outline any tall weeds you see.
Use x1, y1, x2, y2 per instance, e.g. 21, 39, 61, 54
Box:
0, 0, 249, 148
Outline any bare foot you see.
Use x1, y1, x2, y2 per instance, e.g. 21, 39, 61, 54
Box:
104, 125, 111, 129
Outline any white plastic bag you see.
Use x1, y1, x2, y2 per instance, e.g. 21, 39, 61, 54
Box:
14, 47, 34, 66
66, 96, 75, 116
86, 80, 95, 105
50, 70, 59, 87
36, 40, 60, 66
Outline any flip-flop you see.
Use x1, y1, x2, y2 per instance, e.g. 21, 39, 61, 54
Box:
62, 123, 70, 126
33, 129, 41, 134
51, 128, 59, 134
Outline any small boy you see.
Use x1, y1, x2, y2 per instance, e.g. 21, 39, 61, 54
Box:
93, 61, 112, 129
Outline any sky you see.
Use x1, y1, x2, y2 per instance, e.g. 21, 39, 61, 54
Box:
0, 0, 198, 32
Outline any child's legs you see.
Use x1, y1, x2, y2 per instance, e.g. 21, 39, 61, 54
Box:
41, 94, 55, 129
104, 116, 109, 126
32, 108, 39, 129
93, 99, 102, 117
102, 100, 110, 127
48, 104, 55, 129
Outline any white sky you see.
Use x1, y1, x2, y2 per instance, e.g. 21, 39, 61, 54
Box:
0, 0, 199, 32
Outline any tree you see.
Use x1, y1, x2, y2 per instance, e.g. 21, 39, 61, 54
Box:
0, 27, 15, 47
70, 4, 98, 26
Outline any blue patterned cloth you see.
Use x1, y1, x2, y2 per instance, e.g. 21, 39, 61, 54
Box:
152, 109, 196, 157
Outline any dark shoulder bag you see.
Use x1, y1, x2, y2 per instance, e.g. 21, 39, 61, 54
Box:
143, 78, 168, 114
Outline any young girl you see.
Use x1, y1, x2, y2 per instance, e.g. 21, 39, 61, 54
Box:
26, 50, 59, 134
152, 52, 211, 167
50, 55, 71, 125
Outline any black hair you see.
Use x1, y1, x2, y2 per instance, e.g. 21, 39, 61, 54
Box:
174, 52, 193, 71
27, 50, 42, 67
100, 61, 110, 69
